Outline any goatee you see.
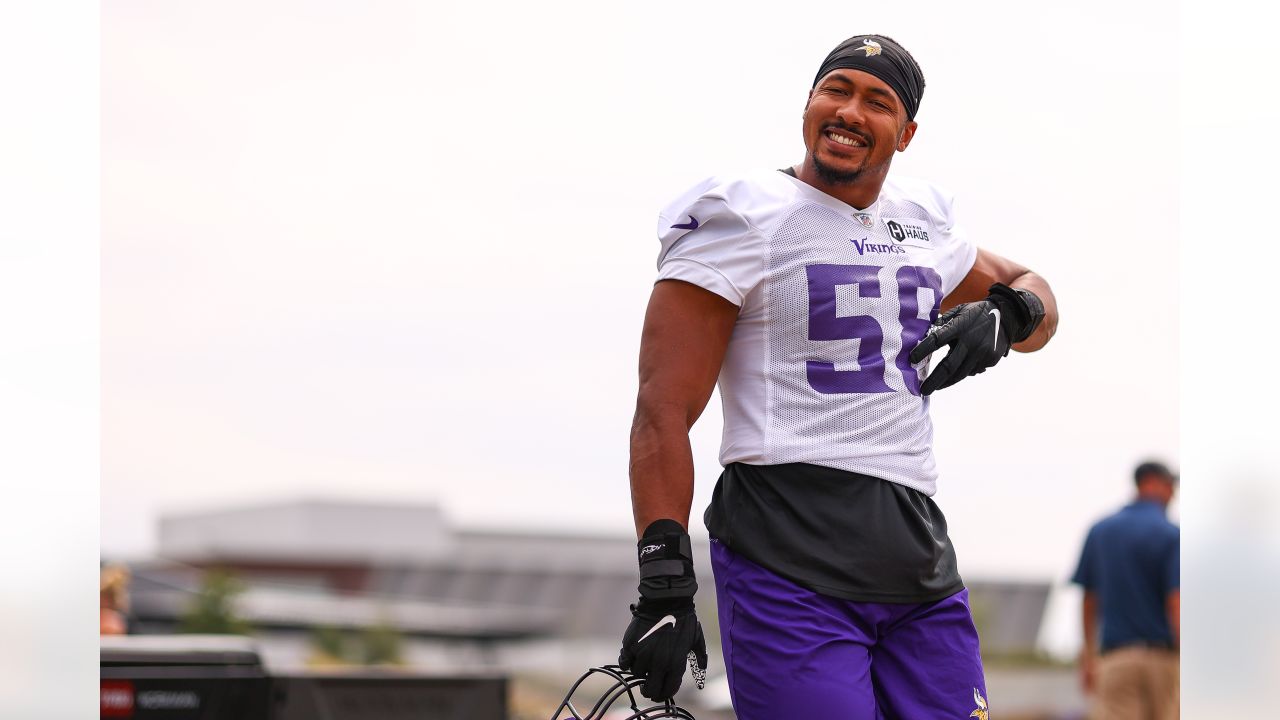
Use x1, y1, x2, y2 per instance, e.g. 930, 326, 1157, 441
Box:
811, 152, 864, 185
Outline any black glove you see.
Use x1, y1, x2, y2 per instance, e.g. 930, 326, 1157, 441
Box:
618, 519, 708, 702
908, 283, 1045, 396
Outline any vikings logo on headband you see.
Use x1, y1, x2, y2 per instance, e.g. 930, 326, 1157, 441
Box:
813, 34, 926, 120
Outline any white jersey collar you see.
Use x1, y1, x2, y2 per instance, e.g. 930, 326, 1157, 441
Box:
777, 170, 886, 225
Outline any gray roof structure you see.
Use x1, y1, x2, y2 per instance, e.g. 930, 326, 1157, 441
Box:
135, 499, 1050, 655
158, 499, 456, 564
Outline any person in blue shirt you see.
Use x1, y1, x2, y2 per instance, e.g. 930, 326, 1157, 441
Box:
1073, 460, 1180, 719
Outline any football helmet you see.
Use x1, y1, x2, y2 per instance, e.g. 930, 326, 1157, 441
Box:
551, 665, 696, 720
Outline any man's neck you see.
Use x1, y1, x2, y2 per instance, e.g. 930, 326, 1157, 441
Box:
1135, 495, 1169, 511
792, 161, 889, 210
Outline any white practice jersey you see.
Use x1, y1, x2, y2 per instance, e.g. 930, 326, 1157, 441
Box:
655, 169, 978, 495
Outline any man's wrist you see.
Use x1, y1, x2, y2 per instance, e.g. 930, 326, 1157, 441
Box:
636, 518, 698, 602
987, 283, 1045, 343
632, 594, 695, 618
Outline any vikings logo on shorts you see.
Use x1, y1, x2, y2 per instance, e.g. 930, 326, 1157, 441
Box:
969, 688, 989, 720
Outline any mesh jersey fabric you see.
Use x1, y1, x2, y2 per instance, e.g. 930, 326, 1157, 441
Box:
655, 169, 978, 495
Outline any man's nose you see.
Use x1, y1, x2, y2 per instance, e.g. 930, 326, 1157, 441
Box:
835, 101, 866, 128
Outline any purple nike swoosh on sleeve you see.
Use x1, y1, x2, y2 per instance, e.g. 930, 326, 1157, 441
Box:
671, 216, 699, 230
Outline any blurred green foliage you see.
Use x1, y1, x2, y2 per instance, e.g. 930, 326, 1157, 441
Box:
178, 568, 252, 635
306, 618, 404, 667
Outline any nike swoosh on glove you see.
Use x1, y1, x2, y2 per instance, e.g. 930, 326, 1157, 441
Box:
908, 283, 1044, 395
618, 600, 708, 702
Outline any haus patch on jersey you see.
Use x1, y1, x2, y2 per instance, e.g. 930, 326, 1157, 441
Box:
884, 218, 931, 247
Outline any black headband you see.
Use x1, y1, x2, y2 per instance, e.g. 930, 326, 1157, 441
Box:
813, 35, 925, 120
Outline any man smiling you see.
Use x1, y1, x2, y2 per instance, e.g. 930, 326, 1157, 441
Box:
617, 34, 1058, 718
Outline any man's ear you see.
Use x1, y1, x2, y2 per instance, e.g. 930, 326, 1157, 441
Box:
807, 88, 815, 105
897, 120, 918, 152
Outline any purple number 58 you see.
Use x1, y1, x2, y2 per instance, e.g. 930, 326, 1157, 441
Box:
806, 263, 942, 396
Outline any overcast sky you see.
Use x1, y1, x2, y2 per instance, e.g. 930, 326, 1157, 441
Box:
102, 0, 1178, 655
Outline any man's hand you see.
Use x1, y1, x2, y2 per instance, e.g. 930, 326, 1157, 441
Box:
909, 283, 1045, 395
619, 598, 707, 701
618, 519, 708, 701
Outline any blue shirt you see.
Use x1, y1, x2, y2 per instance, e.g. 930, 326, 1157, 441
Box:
1072, 500, 1180, 651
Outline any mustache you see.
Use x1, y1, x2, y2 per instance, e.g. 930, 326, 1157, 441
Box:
822, 122, 873, 147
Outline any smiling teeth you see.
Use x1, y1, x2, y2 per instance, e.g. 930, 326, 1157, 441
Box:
828, 132, 865, 147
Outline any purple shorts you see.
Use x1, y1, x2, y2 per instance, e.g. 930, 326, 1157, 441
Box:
710, 539, 989, 719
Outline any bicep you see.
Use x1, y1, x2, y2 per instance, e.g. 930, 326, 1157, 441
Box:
1082, 590, 1099, 616
941, 247, 1031, 310
942, 246, 1057, 351
636, 279, 740, 427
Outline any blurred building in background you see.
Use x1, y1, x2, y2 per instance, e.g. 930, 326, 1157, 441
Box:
113, 499, 1080, 718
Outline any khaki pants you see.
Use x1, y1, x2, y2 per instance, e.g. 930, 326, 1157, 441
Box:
1093, 646, 1179, 720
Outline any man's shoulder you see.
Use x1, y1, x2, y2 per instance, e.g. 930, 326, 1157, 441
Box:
1093, 502, 1178, 535
674, 169, 799, 207
654, 170, 794, 272
880, 174, 956, 219
670, 169, 798, 210
1088, 506, 1132, 535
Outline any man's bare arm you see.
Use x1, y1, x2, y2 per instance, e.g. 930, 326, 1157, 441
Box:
1081, 590, 1100, 657
1080, 590, 1100, 693
942, 247, 1058, 352
629, 280, 739, 537
1167, 589, 1180, 647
